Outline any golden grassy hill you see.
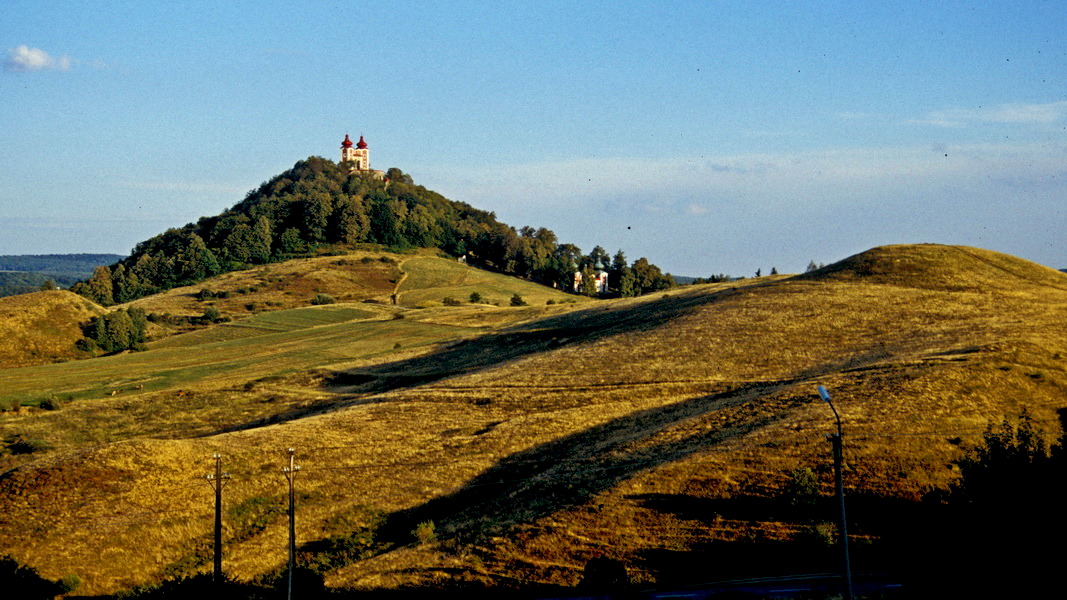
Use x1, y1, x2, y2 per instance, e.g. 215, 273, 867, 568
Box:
0, 290, 104, 370
123, 250, 406, 320
1, 244, 1066, 595
124, 249, 585, 340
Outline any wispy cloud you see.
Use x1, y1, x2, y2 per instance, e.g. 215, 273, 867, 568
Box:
910, 101, 1067, 128
4, 45, 71, 72
420, 141, 1067, 219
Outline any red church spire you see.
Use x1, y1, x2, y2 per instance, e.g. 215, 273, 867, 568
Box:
356, 135, 368, 149
341, 134, 354, 149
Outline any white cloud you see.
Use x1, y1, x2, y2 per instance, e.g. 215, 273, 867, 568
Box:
911, 101, 1067, 128
4, 45, 71, 72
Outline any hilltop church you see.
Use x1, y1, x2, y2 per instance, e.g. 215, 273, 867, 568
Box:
340, 134, 386, 180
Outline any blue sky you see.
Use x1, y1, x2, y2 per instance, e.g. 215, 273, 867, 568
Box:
2, 1, 1064, 276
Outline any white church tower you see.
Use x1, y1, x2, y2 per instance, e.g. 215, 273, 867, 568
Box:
340, 133, 370, 170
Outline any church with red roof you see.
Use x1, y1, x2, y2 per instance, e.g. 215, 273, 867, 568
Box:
340, 134, 385, 179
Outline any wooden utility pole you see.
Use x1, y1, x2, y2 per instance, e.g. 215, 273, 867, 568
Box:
204, 453, 231, 584
283, 448, 300, 600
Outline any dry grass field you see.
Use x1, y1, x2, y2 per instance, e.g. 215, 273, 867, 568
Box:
0, 291, 104, 369
1, 244, 1066, 595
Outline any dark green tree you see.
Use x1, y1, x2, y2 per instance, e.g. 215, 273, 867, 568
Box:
174, 234, 220, 284
617, 266, 638, 297
551, 243, 583, 290
112, 264, 144, 303
0, 555, 71, 600
952, 410, 1051, 506
83, 307, 148, 353
587, 245, 611, 271
249, 215, 272, 263
332, 196, 369, 244
386, 167, 414, 185
579, 265, 599, 297
908, 410, 1067, 597
222, 223, 255, 265
631, 257, 674, 294
278, 228, 305, 255
77, 265, 115, 306
369, 196, 408, 248
302, 192, 333, 244
111, 264, 131, 303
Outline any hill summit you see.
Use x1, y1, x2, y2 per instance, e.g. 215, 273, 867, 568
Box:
802, 244, 1067, 291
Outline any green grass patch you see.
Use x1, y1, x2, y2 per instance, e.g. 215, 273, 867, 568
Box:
150, 305, 375, 349
0, 312, 478, 409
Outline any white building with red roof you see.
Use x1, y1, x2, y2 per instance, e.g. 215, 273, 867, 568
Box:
340, 134, 385, 179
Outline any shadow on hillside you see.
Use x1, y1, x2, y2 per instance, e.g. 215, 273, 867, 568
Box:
324, 286, 747, 397
189, 285, 762, 439
335, 380, 796, 554
627, 490, 930, 588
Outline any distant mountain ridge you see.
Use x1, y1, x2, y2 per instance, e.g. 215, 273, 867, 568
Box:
0, 253, 124, 297
0, 253, 124, 273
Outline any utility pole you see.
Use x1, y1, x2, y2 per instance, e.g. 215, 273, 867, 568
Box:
283, 448, 300, 600
204, 453, 231, 584
818, 386, 854, 600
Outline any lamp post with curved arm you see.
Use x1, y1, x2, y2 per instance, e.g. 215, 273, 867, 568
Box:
818, 385, 853, 600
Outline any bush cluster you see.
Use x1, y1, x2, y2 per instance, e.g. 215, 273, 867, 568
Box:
80, 307, 148, 353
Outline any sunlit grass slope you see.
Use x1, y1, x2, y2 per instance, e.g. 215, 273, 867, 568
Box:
396, 256, 588, 308
124, 249, 407, 323
2, 244, 1066, 595
0, 290, 103, 369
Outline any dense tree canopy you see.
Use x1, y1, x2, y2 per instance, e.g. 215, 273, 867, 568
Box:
72, 157, 674, 304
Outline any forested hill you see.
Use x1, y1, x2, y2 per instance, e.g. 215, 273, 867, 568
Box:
71, 157, 674, 305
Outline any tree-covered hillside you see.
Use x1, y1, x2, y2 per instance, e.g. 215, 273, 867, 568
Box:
72, 158, 673, 305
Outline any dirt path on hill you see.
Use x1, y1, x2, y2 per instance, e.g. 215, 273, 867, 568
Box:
391, 258, 412, 305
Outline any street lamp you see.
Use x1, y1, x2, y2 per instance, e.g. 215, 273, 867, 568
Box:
818, 385, 854, 600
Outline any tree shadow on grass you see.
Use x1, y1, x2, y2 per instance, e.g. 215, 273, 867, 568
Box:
193, 285, 757, 438
628, 490, 928, 589
359, 380, 798, 551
